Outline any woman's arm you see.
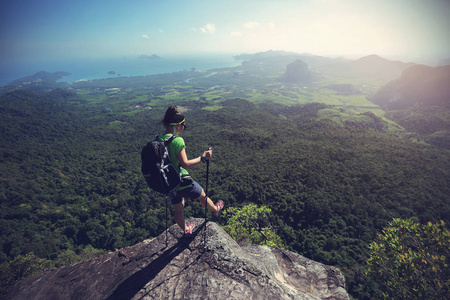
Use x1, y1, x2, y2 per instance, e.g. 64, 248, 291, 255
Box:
177, 147, 212, 170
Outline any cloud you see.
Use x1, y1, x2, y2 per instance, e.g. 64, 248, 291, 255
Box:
201, 23, 216, 34
268, 22, 276, 31
230, 31, 242, 37
142, 34, 150, 39
244, 22, 261, 29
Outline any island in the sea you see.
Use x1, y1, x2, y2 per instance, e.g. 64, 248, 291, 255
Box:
139, 54, 162, 60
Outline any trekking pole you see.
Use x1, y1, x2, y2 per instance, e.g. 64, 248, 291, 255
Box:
165, 196, 169, 247
204, 147, 211, 248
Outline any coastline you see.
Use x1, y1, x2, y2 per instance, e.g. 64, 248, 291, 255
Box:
0, 54, 242, 87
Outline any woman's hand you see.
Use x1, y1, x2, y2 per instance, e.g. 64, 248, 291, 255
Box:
203, 148, 212, 160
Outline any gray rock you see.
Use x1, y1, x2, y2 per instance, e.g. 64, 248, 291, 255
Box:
2, 218, 348, 300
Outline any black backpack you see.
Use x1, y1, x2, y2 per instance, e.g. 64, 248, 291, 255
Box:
141, 135, 181, 196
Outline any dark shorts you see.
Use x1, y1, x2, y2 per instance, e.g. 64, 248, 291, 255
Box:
171, 180, 203, 205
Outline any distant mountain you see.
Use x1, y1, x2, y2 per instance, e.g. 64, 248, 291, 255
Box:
234, 50, 302, 61
235, 51, 417, 85
371, 64, 450, 149
371, 64, 450, 110
352, 54, 415, 70
234, 50, 333, 68
10, 71, 71, 83
349, 54, 416, 82
0, 71, 71, 95
280, 59, 311, 83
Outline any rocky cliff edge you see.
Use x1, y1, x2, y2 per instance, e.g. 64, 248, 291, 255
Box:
2, 218, 349, 300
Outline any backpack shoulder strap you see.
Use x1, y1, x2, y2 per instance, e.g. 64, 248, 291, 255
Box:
152, 134, 177, 144
163, 135, 177, 145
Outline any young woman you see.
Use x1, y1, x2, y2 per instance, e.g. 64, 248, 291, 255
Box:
159, 105, 223, 235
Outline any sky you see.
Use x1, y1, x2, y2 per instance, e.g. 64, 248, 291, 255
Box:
1, 0, 450, 62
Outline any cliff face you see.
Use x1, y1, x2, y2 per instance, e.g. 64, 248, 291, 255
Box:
2, 219, 349, 300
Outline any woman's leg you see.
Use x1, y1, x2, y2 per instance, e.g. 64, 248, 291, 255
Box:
197, 189, 217, 213
173, 198, 187, 232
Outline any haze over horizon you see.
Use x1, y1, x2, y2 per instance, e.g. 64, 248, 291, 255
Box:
1, 0, 450, 64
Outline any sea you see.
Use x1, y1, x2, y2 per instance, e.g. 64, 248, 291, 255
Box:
0, 54, 243, 86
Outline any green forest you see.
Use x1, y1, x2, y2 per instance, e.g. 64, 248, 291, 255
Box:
1, 52, 449, 299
